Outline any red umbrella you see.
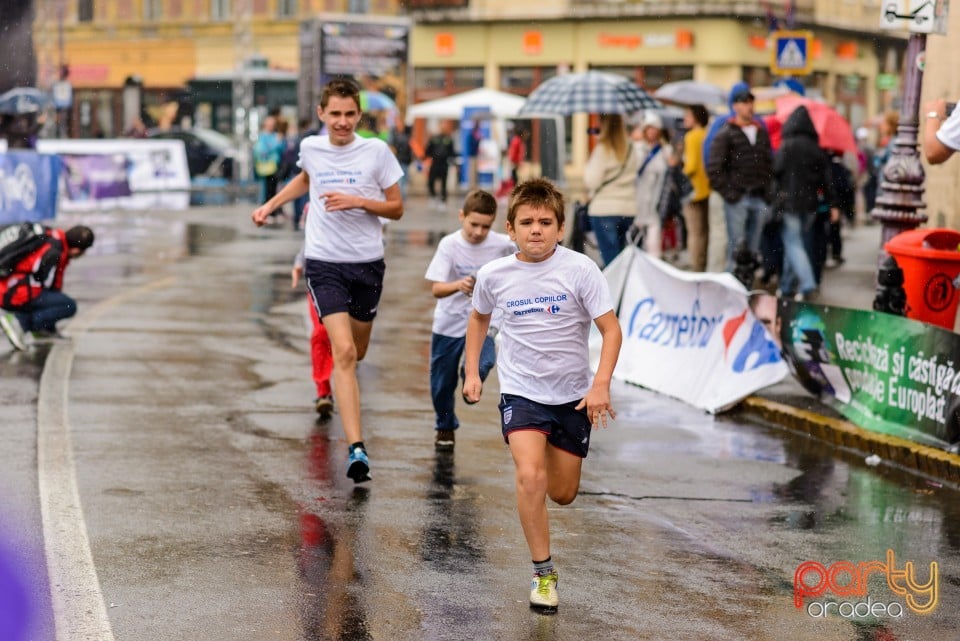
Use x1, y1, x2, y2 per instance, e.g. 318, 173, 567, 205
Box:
774, 95, 857, 155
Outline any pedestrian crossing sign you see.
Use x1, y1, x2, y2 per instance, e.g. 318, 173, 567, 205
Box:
770, 30, 813, 75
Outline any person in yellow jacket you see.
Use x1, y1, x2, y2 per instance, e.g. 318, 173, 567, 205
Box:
681, 105, 712, 272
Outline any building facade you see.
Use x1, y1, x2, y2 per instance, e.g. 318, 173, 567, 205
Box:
32, 0, 402, 137
36, 1, 906, 160
406, 0, 907, 175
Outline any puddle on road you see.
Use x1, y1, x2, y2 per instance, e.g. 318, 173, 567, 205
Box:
185, 223, 237, 256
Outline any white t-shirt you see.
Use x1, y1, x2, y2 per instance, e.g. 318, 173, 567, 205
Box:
936, 107, 960, 151
472, 245, 614, 405
298, 135, 403, 262
424, 230, 515, 337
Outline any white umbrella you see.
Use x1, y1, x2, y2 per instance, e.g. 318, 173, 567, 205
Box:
653, 81, 728, 108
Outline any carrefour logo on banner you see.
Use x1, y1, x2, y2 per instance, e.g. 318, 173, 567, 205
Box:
0, 163, 39, 211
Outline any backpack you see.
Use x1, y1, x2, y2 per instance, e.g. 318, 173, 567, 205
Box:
0, 222, 47, 278
253, 136, 279, 177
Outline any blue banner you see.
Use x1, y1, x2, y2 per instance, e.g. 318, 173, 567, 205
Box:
0, 152, 61, 224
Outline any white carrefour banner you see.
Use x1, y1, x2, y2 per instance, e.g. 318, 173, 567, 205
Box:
36, 139, 190, 211
592, 246, 788, 413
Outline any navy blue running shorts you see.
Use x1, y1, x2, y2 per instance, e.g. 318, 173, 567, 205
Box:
305, 258, 386, 323
498, 393, 592, 458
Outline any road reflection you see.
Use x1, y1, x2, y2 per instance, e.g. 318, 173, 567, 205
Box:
297, 427, 371, 641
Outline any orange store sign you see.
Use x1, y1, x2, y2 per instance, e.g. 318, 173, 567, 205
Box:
523, 31, 543, 55
435, 32, 455, 56
597, 30, 693, 50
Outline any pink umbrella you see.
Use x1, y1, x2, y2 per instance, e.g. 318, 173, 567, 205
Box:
774, 95, 857, 155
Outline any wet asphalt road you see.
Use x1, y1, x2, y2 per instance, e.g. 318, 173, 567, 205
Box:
2, 200, 960, 641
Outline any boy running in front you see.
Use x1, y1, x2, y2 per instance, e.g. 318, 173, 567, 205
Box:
462, 178, 623, 612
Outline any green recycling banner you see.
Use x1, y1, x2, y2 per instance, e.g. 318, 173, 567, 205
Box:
778, 300, 960, 451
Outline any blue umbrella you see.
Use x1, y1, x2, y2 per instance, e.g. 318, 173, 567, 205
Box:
518, 71, 660, 116
359, 90, 397, 112
0, 87, 51, 115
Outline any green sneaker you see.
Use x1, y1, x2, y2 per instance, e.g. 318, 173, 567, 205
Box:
0, 313, 27, 351
529, 570, 559, 611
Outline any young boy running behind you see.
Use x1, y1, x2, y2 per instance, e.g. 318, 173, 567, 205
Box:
424, 189, 515, 451
462, 178, 622, 612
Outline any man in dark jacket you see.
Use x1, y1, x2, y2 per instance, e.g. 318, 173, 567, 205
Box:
706, 85, 773, 271
772, 106, 838, 300
0, 225, 94, 350
425, 122, 456, 209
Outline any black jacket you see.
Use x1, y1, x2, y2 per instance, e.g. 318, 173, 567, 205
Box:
706, 117, 773, 204
773, 106, 835, 215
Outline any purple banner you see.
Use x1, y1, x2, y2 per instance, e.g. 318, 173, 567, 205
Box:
60, 154, 132, 201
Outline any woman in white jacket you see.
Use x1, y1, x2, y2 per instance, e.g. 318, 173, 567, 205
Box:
583, 114, 640, 266
631, 111, 673, 259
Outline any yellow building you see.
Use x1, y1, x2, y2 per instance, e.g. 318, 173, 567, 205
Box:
32, 0, 403, 136
35, 0, 905, 151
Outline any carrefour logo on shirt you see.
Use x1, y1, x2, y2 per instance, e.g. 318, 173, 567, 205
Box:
315, 168, 362, 186
506, 294, 568, 316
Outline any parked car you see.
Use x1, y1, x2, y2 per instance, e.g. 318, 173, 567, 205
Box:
146, 127, 237, 180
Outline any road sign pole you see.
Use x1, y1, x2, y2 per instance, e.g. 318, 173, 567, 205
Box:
870, 33, 929, 267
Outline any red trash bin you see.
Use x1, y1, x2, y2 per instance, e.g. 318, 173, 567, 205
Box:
885, 228, 960, 330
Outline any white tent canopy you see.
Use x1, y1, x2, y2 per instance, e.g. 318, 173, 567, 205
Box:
405, 88, 526, 124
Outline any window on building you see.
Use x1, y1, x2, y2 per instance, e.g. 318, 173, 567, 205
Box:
211, 0, 231, 20
117, 0, 134, 20
278, 0, 297, 16
348, 0, 370, 12
78, 0, 94, 22
413, 67, 483, 102
143, 0, 162, 20
590, 65, 694, 91
500, 66, 559, 96
452, 67, 484, 91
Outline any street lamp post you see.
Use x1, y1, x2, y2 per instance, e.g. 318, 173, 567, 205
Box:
232, 0, 254, 193
869, 33, 929, 263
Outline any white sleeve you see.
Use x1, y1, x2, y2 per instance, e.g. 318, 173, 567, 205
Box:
424, 237, 453, 282
472, 271, 496, 315
376, 142, 405, 189
936, 108, 960, 151
578, 261, 615, 319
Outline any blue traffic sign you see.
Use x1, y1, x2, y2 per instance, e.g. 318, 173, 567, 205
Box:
770, 30, 813, 75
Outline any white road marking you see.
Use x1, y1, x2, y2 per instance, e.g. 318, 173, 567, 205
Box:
38, 277, 175, 641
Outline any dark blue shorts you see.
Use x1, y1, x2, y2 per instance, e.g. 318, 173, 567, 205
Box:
305, 258, 385, 323
498, 393, 592, 459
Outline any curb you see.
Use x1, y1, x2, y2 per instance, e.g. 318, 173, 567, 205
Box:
740, 396, 960, 487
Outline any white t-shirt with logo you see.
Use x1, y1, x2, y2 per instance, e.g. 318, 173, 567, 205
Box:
424, 230, 515, 337
472, 245, 614, 405
298, 135, 404, 263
